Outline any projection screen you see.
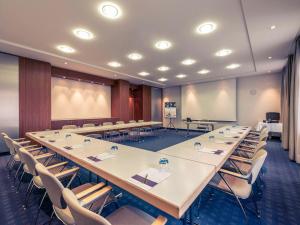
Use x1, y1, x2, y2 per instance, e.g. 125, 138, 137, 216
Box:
181, 79, 237, 121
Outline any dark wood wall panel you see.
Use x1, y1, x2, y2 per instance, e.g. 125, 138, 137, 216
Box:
142, 85, 151, 121
51, 118, 120, 130
111, 80, 130, 122
130, 85, 151, 121
19, 57, 51, 136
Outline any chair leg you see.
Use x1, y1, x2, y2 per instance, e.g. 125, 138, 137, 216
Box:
17, 171, 26, 191
35, 191, 47, 225
6, 155, 13, 169
251, 191, 261, 217
14, 163, 23, 183
24, 180, 34, 207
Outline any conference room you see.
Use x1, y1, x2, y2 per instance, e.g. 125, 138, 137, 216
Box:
0, 0, 299, 225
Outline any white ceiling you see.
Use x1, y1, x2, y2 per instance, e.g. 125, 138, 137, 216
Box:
0, 0, 299, 87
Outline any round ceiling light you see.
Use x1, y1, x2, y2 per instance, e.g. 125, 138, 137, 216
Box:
99, 2, 122, 19
127, 52, 143, 60
198, 69, 210, 74
155, 40, 172, 50
108, 61, 122, 67
176, 74, 187, 79
196, 22, 217, 34
215, 49, 232, 57
157, 66, 170, 71
138, 71, 150, 76
56, 45, 75, 53
158, 77, 168, 82
73, 28, 94, 40
226, 63, 240, 69
181, 58, 196, 65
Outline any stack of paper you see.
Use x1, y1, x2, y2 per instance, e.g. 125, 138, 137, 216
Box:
128, 167, 171, 190
86, 152, 115, 163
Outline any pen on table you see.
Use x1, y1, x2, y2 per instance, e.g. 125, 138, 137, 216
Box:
144, 174, 148, 184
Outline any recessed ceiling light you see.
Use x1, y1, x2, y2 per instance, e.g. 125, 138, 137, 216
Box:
138, 71, 150, 76
56, 45, 75, 53
196, 22, 217, 34
99, 1, 122, 19
73, 28, 94, 40
108, 61, 122, 67
62, 76, 66, 79
157, 66, 170, 71
198, 69, 210, 74
158, 77, 168, 82
127, 52, 143, 60
176, 74, 187, 79
268, 56, 272, 59
226, 63, 240, 69
181, 59, 196, 65
268, 70, 272, 73
215, 49, 232, 57
64, 62, 68, 65
270, 25, 276, 30
155, 40, 172, 50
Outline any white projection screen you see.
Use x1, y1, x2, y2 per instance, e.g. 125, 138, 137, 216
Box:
51, 77, 111, 120
181, 79, 237, 121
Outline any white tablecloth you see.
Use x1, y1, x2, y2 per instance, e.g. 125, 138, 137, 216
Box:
257, 122, 282, 133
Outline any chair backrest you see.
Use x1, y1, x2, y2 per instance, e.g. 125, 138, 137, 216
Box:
35, 163, 65, 209
3, 135, 13, 154
19, 148, 38, 176
102, 122, 113, 126
0, 132, 8, 141
259, 131, 268, 142
128, 120, 136, 123
82, 123, 95, 128
62, 188, 111, 225
250, 149, 268, 184
62, 125, 77, 130
116, 121, 124, 124
255, 141, 267, 152
138, 120, 144, 123
11, 140, 25, 162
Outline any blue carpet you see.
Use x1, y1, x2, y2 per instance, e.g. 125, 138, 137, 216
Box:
0, 133, 299, 225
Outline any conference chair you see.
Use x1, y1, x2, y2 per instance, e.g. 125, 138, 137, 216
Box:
138, 120, 144, 123
233, 141, 267, 159
115, 121, 129, 141
103, 122, 120, 142
62, 188, 168, 225
62, 125, 78, 130
128, 120, 136, 123
209, 149, 268, 219
83, 123, 96, 128
241, 131, 268, 149
36, 163, 113, 225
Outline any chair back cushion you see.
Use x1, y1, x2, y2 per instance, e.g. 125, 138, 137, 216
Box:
83, 123, 95, 128
20, 148, 39, 176
62, 188, 111, 225
62, 125, 77, 130
250, 149, 268, 184
103, 122, 113, 126
35, 163, 65, 208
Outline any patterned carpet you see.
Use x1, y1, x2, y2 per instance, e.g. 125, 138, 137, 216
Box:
0, 130, 299, 225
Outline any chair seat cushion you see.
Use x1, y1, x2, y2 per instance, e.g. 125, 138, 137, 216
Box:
33, 176, 44, 189
54, 205, 75, 225
107, 206, 155, 225
210, 174, 251, 199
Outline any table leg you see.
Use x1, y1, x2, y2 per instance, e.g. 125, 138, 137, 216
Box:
187, 124, 190, 136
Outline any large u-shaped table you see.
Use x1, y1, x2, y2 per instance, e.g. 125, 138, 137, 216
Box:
26, 121, 250, 221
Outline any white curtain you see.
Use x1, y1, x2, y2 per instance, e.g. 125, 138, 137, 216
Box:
282, 37, 300, 163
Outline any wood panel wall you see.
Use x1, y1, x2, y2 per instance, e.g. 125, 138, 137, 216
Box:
111, 80, 130, 122
131, 85, 151, 121
19, 57, 51, 136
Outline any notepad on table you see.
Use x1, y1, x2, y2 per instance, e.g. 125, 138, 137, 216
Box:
198, 147, 225, 155
128, 167, 171, 190
86, 152, 115, 163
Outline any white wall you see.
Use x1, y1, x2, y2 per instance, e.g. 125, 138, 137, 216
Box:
162, 73, 282, 128
51, 77, 111, 120
237, 73, 281, 126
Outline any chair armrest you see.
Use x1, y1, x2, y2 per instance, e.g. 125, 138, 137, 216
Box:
80, 186, 112, 207
34, 152, 54, 160
18, 140, 31, 145
46, 161, 68, 170
76, 182, 105, 199
151, 216, 168, 225
243, 139, 259, 144
235, 147, 255, 153
229, 155, 252, 164
27, 147, 43, 152
219, 169, 250, 180
24, 144, 39, 149
55, 167, 80, 180
13, 138, 26, 141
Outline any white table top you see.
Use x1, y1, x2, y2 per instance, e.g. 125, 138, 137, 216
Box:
27, 123, 215, 219
26, 122, 250, 219
159, 126, 251, 170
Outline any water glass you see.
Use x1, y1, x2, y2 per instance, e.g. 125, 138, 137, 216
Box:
209, 135, 215, 142
159, 157, 169, 170
194, 142, 202, 151
110, 145, 119, 154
